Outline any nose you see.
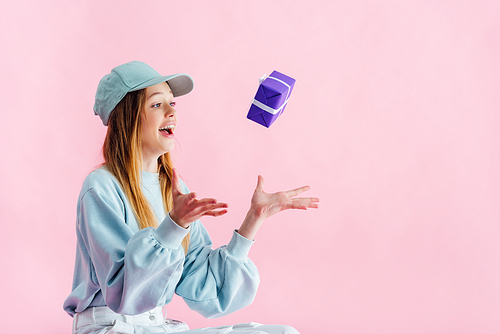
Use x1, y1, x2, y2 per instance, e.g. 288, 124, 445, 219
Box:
165, 105, 176, 118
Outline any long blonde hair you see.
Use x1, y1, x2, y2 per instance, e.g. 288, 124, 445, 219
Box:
102, 89, 190, 253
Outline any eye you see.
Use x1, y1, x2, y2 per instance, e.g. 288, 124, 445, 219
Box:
152, 103, 162, 108
170, 101, 176, 107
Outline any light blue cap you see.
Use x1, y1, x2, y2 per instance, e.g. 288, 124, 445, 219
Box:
93, 61, 194, 126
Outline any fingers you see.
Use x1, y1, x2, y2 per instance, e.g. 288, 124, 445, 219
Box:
195, 202, 228, 212
190, 200, 228, 215
187, 202, 228, 221
203, 209, 228, 217
285, 197, 320, 210
285, 185, 311, 198
256, 175, 264, 192
309, 199, 320, 209
196, 198, 218, 206
171, 194, 228, 226
255, 176, 311, 199
184, 192, 197, 205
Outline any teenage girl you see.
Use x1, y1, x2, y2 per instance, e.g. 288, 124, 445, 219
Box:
63, 61, 319, 334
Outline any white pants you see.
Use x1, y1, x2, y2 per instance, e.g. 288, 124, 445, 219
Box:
72, 306, 299, 334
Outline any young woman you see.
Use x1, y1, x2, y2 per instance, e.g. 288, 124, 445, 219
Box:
63, 61, 319, 334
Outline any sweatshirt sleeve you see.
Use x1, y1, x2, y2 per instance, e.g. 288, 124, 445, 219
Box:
78, 188, 189, 315
174, 220, 260, 318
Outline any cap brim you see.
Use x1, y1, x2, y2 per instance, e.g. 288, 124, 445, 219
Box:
131, 74, 194, 97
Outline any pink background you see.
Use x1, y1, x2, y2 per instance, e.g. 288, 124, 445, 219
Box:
1, 1, 499, 333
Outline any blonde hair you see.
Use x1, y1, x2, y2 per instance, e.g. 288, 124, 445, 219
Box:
102, 89, 190, 253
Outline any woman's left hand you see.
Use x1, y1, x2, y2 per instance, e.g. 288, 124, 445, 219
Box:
237, 175, 319, 240
250, 175, 319, 219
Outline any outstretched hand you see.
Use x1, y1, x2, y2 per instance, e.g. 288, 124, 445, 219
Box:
169, 168, 228, 228
250, 175, 319, 219
237, 175, 319, 240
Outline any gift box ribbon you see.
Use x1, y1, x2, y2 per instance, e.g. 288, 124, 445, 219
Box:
251, 76, 292, 115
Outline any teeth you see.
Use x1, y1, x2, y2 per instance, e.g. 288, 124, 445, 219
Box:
159, 124, 175, 131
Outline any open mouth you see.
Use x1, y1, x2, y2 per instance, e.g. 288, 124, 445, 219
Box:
159, 124, 175, 135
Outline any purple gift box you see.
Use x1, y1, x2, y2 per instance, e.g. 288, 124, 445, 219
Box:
247, 70, 296, 128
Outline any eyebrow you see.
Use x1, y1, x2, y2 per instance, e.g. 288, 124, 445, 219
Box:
147, 90, 173, 100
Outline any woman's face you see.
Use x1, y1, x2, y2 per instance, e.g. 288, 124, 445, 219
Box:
141, 82, 177, 162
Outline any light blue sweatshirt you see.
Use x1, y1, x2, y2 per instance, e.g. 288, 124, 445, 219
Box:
63, 167, 259, 318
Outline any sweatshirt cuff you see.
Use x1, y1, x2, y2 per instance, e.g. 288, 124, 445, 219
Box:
226, 230, 254, 260
154, 213, 190, 249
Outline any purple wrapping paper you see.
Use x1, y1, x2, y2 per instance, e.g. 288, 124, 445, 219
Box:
247, 70, 296, 128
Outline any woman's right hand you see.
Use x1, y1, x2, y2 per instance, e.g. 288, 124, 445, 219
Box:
169, 168, 228, 228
